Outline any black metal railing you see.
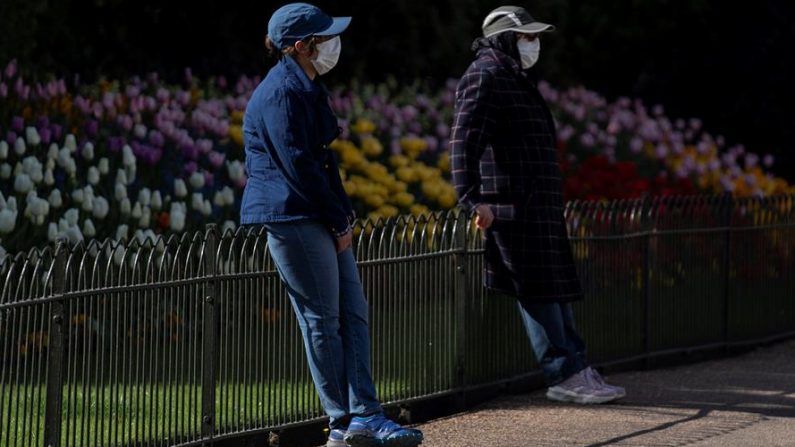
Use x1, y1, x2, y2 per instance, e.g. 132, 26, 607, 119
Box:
1, 194, 793, 447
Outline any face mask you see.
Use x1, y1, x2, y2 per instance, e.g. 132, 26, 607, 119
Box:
517, 38, 540, 69
311, 36, 341, 75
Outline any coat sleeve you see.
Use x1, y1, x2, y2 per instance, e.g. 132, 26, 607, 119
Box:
450, 67, 497, 210
262, 88, 351, 237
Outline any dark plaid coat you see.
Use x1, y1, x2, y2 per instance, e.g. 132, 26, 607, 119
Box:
450, 47, 583, 303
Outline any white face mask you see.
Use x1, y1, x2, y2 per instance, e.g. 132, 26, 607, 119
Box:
311, 36, 341, 75
517, 38, 540, 69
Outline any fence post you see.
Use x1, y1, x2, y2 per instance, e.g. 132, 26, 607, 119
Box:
44, 239, 68, 447
202, 225, 220, 444
640, 196, 652, 368
721, 193, 734, 348
453, 210, 469, 409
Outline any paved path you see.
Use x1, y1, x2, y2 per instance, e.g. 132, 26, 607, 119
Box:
418, 340, 795, 447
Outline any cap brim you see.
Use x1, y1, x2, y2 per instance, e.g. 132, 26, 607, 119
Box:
516, 22, 555, 33
314, 16, 351, 36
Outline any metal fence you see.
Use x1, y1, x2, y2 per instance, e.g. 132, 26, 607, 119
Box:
1, 193, 794, 447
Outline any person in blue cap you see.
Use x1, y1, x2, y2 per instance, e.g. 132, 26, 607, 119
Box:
240, 3, 424, 447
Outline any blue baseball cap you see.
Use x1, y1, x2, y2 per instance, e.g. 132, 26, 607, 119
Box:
268, 3, 351, 49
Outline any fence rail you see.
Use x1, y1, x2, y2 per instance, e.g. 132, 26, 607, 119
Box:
1, 193, 794, 447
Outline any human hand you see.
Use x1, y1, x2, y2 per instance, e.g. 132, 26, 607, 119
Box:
474, 204, 494, 230
335, 230, 353, 253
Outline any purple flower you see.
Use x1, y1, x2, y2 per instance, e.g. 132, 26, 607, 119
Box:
630, 137, 644, 154
0, 83, 7, 98
51, 124, 63, 141
204, 171, 215, 188
39, 128, 52, 145
579, 133, 595, 148
185, 161, 198, 175
12, 116, 24, 132
763, 154, 774, 168
436, 123, 450, 139
149, 131, 165, 148
85, 120, 99, 138
208, 151, 226, 169
6, 131, 17, 146
4, 59, 17, 79
744, 153, 759, 169
108, 137, 123, 153
655, 143, 668, 159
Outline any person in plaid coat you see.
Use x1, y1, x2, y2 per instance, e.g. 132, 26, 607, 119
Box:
451, 5, 625, 404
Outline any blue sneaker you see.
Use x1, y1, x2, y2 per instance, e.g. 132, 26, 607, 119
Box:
326, 428, 347, 447
344, 413, 423, 447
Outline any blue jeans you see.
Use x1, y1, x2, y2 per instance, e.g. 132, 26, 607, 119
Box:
517, 301, 588, 386
264, 220, 382, 428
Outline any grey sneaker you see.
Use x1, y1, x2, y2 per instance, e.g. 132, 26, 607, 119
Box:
546, 368, 622, 404
326, 428, 347, 447
586, 366, 626, 399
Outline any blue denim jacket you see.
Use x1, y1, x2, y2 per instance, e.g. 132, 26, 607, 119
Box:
240, 56, 353, 236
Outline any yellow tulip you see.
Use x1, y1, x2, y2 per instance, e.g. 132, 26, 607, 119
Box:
437, 152, 451, 172
361, 137, 384, 157
389, 154, 410, 168
378, 205, 400, 218
392, 192, 415, 207
228, 125, 244, 147
351, 118, 377, 135
396, 166, 418, 183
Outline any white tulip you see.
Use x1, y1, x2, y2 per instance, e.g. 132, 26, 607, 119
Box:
116, 169, 128, 186
189, 172, 205, 189
81, 142, 95, 160
81, 192, 94, 212
98, 157, 109, 175
58, 147, 71, 167
0, 141, 8, 159
64, 225, 84, 244
7, 197, 17, 212
0, 163, 10, 179
14, 174, 33, 194
25, 197, 49, 221
64, 208, 79, 226
138, 188, 151, 207
83, 219, 96, 238
14, 137, 26, 155
115, 183, 127, 201
125, 165, 136, 184
48, 222, 59, 241
113, 245, 126, 266
65, 134, 77, 152
170, 202, 186, 232
151, 191, 162, 210
191, 192, 204, 211
134, 124, 147, 139
25, 127, 41, 146
92, 197, 109, 220
174, 179, 187, 197
122, 145, 136, 167
64, 157, 77, 176
116, 224, 129, 241
0, 244, 6, 259
47, 144, 59, 160
48, 190, 62, 208
58, 218, 69, 232
72, 188, 85, 204
13, 162, 23, 177
87, 167, 100, 185
222, 186, 234, 206
131, 202, 142, 219
227, 160, 245, 181
201, 199, 212, 216
120, 198, 131, 215
45, 158, 55, 170
139, 206, 151, 228
213, 190, 225, 207
0, 209, 17, 233
44, 169, 54, 185
0, 191, 5, 207
222, 220, 236, 234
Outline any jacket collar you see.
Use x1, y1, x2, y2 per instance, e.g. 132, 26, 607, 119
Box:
477, 47, 537, 88
278, 55, 327, 98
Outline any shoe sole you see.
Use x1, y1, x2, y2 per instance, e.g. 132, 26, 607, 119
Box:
344, 433, 423, 447
546, 388, 621, 404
